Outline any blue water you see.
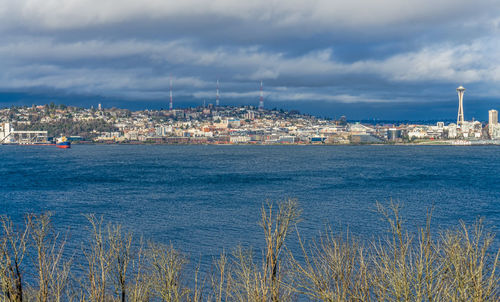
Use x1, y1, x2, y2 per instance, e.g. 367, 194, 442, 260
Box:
1, 145, 499, 267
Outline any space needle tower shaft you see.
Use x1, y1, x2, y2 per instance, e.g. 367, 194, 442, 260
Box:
457, 86, 465, 126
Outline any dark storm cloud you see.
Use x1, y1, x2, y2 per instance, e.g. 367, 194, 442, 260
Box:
0, 0, 499, 119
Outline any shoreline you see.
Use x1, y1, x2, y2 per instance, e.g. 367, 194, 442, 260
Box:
3, 141, 500, 146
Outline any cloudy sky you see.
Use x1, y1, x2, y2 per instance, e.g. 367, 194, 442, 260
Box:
1, 0, 500, 119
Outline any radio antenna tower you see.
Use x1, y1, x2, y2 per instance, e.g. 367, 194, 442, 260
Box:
457, 85, 465, 126
169, 78, 173, 110
216, 79, 220, 107
258, 81, 264, 110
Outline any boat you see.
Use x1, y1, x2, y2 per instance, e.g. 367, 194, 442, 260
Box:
56, 136, 71, 149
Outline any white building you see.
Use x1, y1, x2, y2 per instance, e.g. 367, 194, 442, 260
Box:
244, 111, 255, 120
155, 125, 173, 136
459, 121, 482, 138
426, 123, 445, 138
408, 127, 428, 139
446, 123, 458, 139
278, 136, 296, 143
490, 124, 500, 139
227, 119, 241, 128
230, 135, 250, 143
348, 123, 374, 135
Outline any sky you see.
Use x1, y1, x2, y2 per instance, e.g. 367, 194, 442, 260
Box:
1, 0, 500, 120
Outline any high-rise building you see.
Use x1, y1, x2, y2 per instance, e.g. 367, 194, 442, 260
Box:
489, 109, 498, 136
456, 86, 465, 126
489, 109, 498, 125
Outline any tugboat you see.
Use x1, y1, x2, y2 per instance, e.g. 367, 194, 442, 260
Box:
56, 136, 71, 149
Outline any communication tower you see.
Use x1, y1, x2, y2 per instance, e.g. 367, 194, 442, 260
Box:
169, 78, 173, 110
216, 80, 220, 107
258, 81, 264, 110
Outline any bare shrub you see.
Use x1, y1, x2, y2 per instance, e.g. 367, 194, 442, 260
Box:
370, 202, 416, 301
370, 203, 499, 302
129, 238, 152, 302
108, 224, 133, 302
440, 220, 499, 301
208, 251, 229, 302
0, 200, 498, 302
225, 198, 301, 302
82, 214, 114, 302
27, 213, 71, 302
288, 202, 499, 302
289, 229, 371, 301
148, 242, 188, 302
0, 216, 29, 302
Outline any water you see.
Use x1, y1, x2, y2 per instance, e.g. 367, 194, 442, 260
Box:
1, 145, 499, 267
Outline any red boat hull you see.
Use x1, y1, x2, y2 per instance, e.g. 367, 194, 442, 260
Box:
56, 143, 71, 149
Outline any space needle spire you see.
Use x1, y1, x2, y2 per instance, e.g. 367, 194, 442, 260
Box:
457, 85, 465, 126
258, 81, 264, 110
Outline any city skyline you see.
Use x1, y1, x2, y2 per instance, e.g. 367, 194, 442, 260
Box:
2, 101, 499, 146
1, 88, 498, 122
0, 1, 500, 119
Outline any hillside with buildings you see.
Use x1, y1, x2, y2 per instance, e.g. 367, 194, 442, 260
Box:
1, 103, 499, 145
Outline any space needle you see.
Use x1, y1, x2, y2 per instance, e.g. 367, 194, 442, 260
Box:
456, 86, 465, 126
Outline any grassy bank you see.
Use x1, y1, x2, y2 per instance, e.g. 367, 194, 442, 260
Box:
0, 200, 498, 301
